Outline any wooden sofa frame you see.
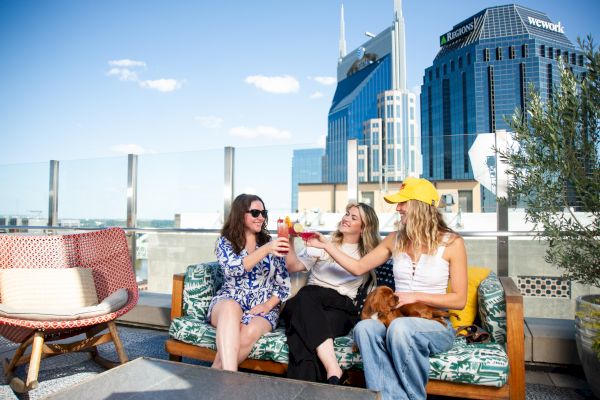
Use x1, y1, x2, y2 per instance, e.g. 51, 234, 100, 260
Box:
165, 273, 525, 400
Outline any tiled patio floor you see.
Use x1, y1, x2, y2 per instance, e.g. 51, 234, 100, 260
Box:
0, 325, 595, 399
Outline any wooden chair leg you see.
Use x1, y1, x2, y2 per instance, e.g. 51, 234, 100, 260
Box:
107, 321, 129, 364
24, 331, 44, 390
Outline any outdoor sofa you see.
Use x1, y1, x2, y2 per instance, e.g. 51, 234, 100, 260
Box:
165, 261, 525, 399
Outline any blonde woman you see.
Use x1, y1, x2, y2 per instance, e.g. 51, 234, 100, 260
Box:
283, 202, 381, 384
308, 178, 467, 399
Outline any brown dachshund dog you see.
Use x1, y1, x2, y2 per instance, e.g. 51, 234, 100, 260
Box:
361, 286, 455, 327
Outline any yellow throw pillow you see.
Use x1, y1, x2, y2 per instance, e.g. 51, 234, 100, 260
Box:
447, 266, 491, 331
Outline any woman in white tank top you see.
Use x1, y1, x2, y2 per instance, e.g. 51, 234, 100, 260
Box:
308, 177, 467, 400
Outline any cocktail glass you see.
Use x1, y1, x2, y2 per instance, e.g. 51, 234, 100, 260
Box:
299, 230, 317, 242
277, 218, 289, 255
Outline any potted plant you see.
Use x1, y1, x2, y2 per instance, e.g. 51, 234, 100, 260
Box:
499, 35, 599, 396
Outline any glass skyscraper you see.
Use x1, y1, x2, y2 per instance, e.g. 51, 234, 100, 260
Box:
421, 4, 586, 211
326, 0, 420, 184
291, 148, 325, 212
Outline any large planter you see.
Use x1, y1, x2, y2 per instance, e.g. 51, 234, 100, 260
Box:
575, 294, 600, 398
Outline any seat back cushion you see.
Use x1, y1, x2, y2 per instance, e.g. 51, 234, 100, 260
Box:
0, 267, 98, 309
183, 262, 223, 320
478, 272, 507, 344
0, 287, 128, 321
448, 266, 491, 330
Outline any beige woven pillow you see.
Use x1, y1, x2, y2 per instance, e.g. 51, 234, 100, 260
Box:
0, 268, 98, 308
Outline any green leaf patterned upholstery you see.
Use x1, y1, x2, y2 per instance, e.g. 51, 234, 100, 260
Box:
169, 263, 509, 387
478, 272, 507, 344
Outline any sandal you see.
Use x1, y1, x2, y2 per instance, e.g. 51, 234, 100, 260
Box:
455, 325, 491, 344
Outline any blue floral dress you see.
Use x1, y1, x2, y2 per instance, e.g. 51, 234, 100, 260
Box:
207, 236, 291, 330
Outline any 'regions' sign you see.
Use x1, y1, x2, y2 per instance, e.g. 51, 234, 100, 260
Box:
440, 19, 474, 46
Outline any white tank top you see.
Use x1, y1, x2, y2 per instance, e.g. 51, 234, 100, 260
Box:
392, 234, 450, 294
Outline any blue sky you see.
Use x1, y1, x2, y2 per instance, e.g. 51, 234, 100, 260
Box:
1, 0, 598, 165
0, 0, 599, 219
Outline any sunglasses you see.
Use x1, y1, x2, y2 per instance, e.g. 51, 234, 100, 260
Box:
246, 209, 268, 218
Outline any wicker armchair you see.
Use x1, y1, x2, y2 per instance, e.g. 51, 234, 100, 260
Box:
0, 227, 139, 392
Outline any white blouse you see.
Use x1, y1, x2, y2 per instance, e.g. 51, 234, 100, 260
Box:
297, 243, 366, 300
392, 236, 450, 294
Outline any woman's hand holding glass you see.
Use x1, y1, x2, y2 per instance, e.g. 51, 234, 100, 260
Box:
270, 236, 289, 257
305, 232, 327, 249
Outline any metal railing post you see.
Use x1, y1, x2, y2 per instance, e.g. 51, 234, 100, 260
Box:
48, 160, 59, 227
224, 147, 235, 220
496, 130, 509, 277
347, 139, 358, 205
127, 154, 138, 267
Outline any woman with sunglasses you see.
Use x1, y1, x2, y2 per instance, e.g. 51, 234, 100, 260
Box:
307, 178, 467, 400
282, 202, 381, 384
207, 194, 290, 371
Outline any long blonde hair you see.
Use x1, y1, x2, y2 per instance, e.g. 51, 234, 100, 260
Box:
331, 202, 381, 256
395, 200, 454, 256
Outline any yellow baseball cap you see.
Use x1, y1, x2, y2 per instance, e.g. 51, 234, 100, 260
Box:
384, 177, 440, 207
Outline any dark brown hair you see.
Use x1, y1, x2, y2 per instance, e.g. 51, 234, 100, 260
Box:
221, 194, 271, 254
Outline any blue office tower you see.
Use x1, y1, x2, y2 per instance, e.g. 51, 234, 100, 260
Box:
421, 4, 586, 211
291, 148, 325, 212
326, 1, 419, 184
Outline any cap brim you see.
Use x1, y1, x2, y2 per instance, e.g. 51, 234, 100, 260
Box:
384, 193, 410, 204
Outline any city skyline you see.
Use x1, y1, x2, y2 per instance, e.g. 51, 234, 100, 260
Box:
1, 0, 599, 220
1, 0, 598, 165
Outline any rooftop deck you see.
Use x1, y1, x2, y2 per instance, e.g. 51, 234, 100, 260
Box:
0, 321, 593, 399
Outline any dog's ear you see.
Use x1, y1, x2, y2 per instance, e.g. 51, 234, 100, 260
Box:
361, 291, 378, 320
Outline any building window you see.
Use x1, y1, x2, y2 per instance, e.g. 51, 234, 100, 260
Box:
509, 46, 515, 59
556, 49, 561, 59
496, 47, 502, 60
428, 70, 433, 81
458, 56, 463, 69
548, 47, 553, 58
519, 63, 526, 121
562, 51, 568, 63
578, 54, 584, 66
484, 48, 490, 62
488, 66, 495, 132
540, 44, 545, 57
436, 67, 439, 78
443, 64, 447, 75
547, 63, 553, 100
571, 53, 576, 65
522, 44, 528, 58
442, 79, 452, 179
450, 60, 455, 72
466, 52, 471, 65
458, 190, 473, 212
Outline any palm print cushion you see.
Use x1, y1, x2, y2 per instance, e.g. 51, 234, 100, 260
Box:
171, 263, 508, 386
478, 272, 507, 344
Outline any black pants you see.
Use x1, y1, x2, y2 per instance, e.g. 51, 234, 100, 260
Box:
281, 285, 358, 382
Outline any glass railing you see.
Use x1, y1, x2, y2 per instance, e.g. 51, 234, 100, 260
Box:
0, 161, 49, 226
0, 145, 598, 321
59, 156, 128, 227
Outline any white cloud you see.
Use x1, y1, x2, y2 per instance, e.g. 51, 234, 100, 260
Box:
311, 76, 336, 86
106, 59, 182, 92
244, 75, 299, 94
108, 59, 147, 68
229, 125, 291, 140
309, 91, 324, 99
110, 144, 156, 155
139, 79, 182, 92
194, 115, 224, 129
107, 67, 138, 81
